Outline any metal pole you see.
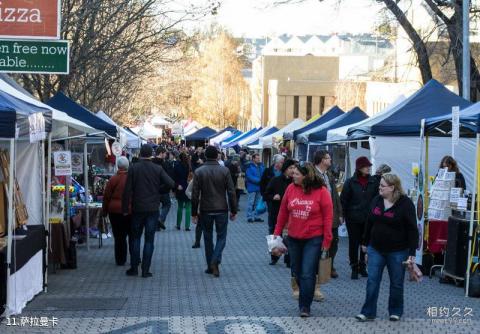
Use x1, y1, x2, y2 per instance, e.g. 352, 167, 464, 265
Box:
463, 0, 471, 100
40, 138, 46, 293
465, 133, 479, 297
5, 139, 15, 315
45, 133, 52, 293
84, 141, 90, 251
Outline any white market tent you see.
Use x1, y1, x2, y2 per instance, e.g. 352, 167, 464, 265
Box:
96, 111, 142, 149
151, 115, 170, 127
258, 118, 305, 149
209, 130, 235, 146
0, 76, 100, 317
132, 121, 162, 139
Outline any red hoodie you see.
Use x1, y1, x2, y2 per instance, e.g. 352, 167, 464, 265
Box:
274, 183, 333, 249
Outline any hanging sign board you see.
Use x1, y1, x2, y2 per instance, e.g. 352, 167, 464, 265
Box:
71, 153, 83, 175
28, 112, 46, 142
452, 106, 460, 145
0, 0, 61, 39
53, 151, 72, 176
0, 39, 69, 74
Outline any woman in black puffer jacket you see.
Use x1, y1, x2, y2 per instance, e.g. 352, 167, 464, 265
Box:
340, 156, 379, 279
264, 159, 296, 265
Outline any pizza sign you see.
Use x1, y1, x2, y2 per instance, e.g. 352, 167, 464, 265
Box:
0, 0, 60, 39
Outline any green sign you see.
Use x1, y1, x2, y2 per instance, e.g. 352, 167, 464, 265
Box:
0, 39, 69, 74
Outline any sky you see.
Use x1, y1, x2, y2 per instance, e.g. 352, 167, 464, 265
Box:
178, 0, 384, 37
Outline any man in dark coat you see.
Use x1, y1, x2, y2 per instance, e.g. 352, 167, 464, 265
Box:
314, 150, 342, 279
122, 144, 175, 278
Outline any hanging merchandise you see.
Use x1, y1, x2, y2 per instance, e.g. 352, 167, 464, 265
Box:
0, 150, 28, 228
53, 151, 72, 176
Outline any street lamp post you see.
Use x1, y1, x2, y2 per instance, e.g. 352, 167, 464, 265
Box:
463, 0, 470, 100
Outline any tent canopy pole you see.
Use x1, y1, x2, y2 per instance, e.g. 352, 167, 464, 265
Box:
5, 138, 16, 316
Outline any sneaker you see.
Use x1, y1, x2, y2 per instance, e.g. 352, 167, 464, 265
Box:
205, 268, 213, 274
192, 243, 200, 249
355, 314, 374, 322
157, 221, 166, 230
299, 307, 310, 318
331, 268, 339, 279
254, 218, 264, 222
176, 226, 181, 230
389, 315, 401, 321
185, 228, 191, 231
141, 272, 153, 278
247, 219, 254, 223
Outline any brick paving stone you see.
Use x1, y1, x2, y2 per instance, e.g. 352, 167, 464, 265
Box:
1, 196, 480, 333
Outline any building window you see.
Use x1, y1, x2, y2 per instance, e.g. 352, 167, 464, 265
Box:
306, 96, 312, 120
319, 96, 325, 114
293, 96, 299, 118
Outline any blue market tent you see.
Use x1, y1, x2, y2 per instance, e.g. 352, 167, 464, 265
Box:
305, 107, 368, 143
208, 126, 236, 139
222, 128, 262, 148
219, 130, 243, 145
286, 106, 344, 141
347, 80, 472, 139
245, 126, 279, 147
0, 88, 52, 138
47, 92, 117, 137
185, 126, 217, 142
425, 102, 480, 136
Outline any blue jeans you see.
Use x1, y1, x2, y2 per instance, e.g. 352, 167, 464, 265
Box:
158, 193, 171, 223
201, 213, 229, 267
288, 236, 323, 311
247, 192, 261, 220
361, 246, 409, 318
130, 211, 159, 273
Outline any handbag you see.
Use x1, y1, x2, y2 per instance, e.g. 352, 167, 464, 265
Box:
255, 197, 267, 215
237, 173, 246, 190
318, 251, 331, 284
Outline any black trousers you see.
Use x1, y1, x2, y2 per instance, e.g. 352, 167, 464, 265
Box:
330, 227, 339, 268
194, 219, 203, 245
109, 213, 133, 265
345, 221, 366, 266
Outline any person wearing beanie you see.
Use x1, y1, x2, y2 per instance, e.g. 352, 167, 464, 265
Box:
340, 156, 379, 280
122, 144, 175, 278
263, 159, 296, 266
191, 145, 237, 277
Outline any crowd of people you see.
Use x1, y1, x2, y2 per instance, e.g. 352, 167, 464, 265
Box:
102, 142, 466, 319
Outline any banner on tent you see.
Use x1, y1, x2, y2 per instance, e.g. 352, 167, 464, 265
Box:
71, 153, 83, 175
53, 151, 72, 176
28, 112, 46, 143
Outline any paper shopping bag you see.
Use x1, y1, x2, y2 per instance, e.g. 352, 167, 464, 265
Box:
318, 255, 331, 284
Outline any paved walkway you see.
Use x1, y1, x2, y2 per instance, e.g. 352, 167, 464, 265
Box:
2, 196, 480, 333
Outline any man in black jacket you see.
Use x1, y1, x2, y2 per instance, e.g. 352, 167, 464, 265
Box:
152, 147, 174, 231
191, 146, 237, 277
260, 154, 284, 226
122, 144, 175, 278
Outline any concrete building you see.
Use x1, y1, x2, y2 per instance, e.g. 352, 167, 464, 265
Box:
252, 55, 339, 128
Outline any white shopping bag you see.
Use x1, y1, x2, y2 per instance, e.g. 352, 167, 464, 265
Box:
338, 224, 348, 237
266, 235, 287, 256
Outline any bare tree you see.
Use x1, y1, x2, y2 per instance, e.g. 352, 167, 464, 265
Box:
16, 0, 221, 116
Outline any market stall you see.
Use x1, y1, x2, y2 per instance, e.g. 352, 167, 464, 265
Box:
47, 93, 118, 254
221, 128, 260, 149
423, 103, 480, 296
185, 126, 217, 147
0, 76, 53, 316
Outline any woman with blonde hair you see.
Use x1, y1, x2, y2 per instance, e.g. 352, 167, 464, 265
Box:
356, 173, 418, 322
274, 162, 333, 317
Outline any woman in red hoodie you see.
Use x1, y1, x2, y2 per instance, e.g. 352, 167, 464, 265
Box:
274, 162, 333, 317
103, 156, 132, 266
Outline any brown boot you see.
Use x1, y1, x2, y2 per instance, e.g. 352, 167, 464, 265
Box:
210, 263, 220, 277
291, 277, 299, 300
313, 277, 325, 302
